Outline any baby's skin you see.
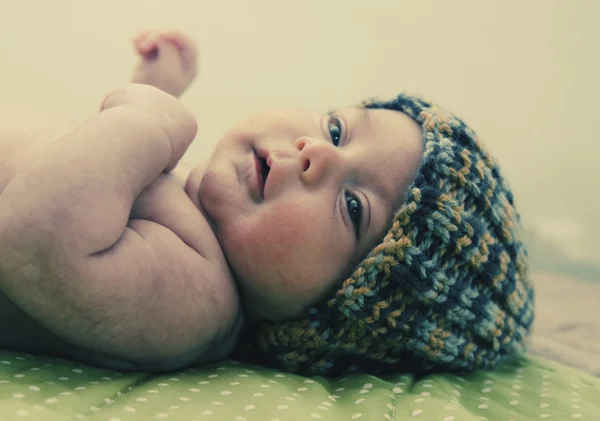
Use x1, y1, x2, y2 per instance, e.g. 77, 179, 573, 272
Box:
0, 82, 241, 372
0, 30, 423, 372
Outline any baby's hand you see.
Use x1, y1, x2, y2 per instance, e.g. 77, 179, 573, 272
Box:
131, 30, 198, 98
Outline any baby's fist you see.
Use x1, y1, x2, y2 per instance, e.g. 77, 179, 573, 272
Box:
131, 30, 198, 98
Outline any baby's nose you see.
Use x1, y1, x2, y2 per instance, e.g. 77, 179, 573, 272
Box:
294, 136, 344, 185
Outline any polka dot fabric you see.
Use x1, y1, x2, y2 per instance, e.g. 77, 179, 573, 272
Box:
0, 351, 598, 420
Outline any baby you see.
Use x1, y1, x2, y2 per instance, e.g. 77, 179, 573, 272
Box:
0, 30, 534, 375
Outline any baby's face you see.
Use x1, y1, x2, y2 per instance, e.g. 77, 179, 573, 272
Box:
192, 106, 423, 321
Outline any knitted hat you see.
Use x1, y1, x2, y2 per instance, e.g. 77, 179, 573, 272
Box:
233, 94, 534, 376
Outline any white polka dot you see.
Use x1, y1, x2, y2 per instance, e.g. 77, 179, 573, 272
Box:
244, 404, 255, 411
136, 397, 147, 402
57, 377, 69, 381
124, 407, 136, 413
297, 387, 308, 392
90, 407, 100, 412
75, 387, 86, 391
189, 388, 200, 392
108, 418, 121, 421
310, 414, 321, 419
101, 377, 112, 380
540, 415, 550, 419
286, 397, 296, 401
572, 415, 582, 419
274, 374, 285, 378
104, 398, 114, 404
363, 383, 373, 389
540, 403, 550, 409
509, 400, 519, 406
481, 388, 492, 393
318, 406, 328, 411
246, 370, 255, 374
415, 398, 425, 403
220, 390, 232, 396
387, 403, 394, 410
208, 374, 219, 378
512, 384, 521, 390
199, 381, 210, 384
158, 383, 169, 387
180, 397, 190, 401
201, 410, 213, 415
512, 391, 520, 396
385, 415, 393, 421
268, 380, 279, 384
483, 380, 494, 384
168, 405, 179, 410
235, 417, 247, 421
169, 378, 180, 381
1, 361, 11, 364
238, 374, 248, 378
156, 413, 169, 418
0, 380, 8, 384
72, 368, 83, 373
352, 414, 362, 419
261, 384, 272, 388
60, 392, 72, 396
335, 388, 345, 392
212, 401, 223, 406
277, 405, 289, 410
480, 397, 489, 402
478, 404, 488, 409
572, 405, 582, 409
445, 406, 455, 410
452, 389, 461, 396
359, 389, 369, 394
253, 393, 264, 397
304, 379, 315, 384
393, 387, 403, 394
355, 398, 365, 404
16, 409, 28, 417
28, 386, 40, 392
148, 389, 159, 393
540, 393, 550, 398
45, 398, 57, 404
229, 382, 240, 386
322, 402, 332, 407
444, 417, 455, 421
422, 384, 433, 388
412, 409, 422, 416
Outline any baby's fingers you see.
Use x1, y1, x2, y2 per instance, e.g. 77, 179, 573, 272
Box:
133, 30, 161, 57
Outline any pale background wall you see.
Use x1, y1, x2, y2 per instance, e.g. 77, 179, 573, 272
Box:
1, 0, 599, 272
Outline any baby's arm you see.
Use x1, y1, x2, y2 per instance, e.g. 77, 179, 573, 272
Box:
0, 84, 237, 371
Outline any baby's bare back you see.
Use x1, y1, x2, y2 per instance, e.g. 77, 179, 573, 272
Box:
0, 97, 242, 372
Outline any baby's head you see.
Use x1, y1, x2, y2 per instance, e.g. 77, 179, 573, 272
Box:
195, 93, 533, 375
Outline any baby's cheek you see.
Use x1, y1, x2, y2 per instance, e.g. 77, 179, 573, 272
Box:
259, 202, 348, 295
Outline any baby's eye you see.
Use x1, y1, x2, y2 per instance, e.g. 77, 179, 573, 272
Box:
328, 115, 343, 146
345, 191, 362, 239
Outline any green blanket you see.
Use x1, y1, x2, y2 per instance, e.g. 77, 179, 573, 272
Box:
0, 350, 598, 420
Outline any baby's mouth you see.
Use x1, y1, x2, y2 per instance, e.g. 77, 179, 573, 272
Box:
254, 150, 270, 200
